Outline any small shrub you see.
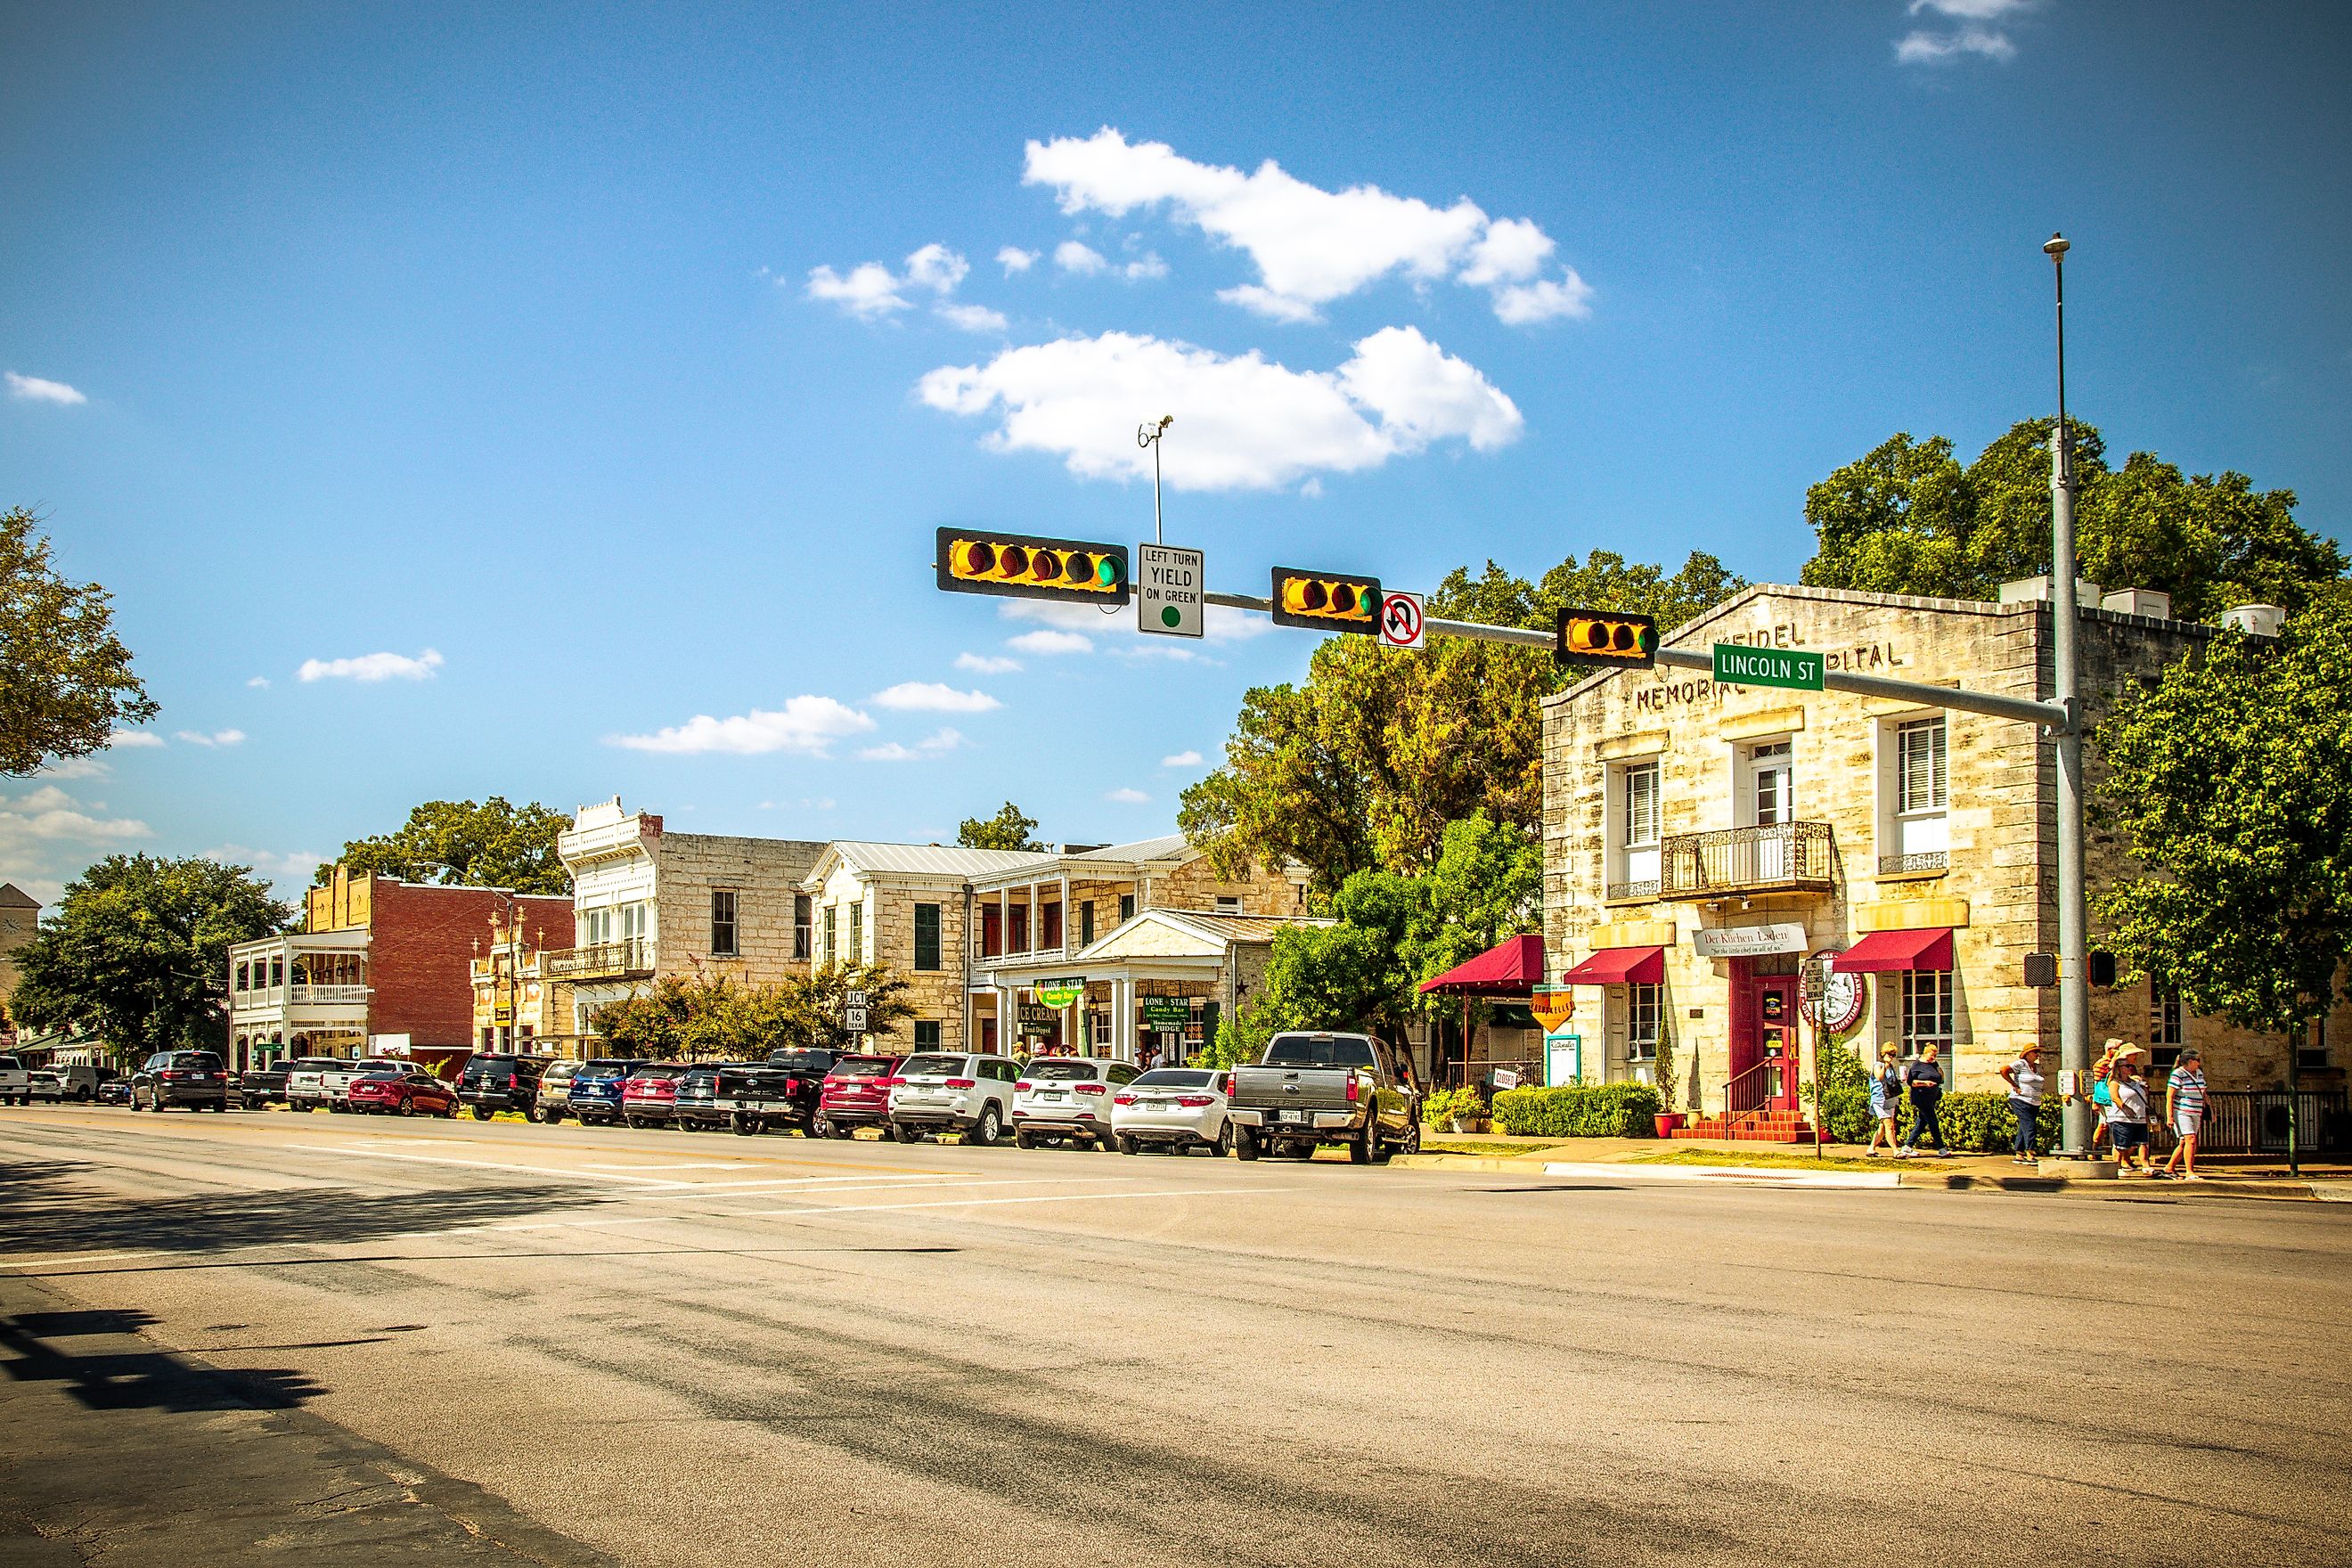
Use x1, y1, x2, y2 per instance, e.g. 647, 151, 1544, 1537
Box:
1491, 1082, 1662, 1139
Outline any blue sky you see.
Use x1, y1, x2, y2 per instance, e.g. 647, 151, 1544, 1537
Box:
4, 1, 2348, 907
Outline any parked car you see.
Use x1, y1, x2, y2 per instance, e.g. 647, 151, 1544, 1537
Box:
715, 1049, 838, 1136
27, 1070, 67, 1103
671, 1064, 733, 1131
346, 1069, 459, 1117
887, 1051, 1021, 1146
815, 1053, 902, 1138
530, 1059, 585, 1123
566, 1058, 652, 1126
95, 1075, 133, 1107
1011, 1058, 1138, 1149
1111, 1067, 1236, 1156
1226, 1031, 1419, 1164
233, 1062, 290, 1107
57, 1063, 119, 1103
622, 1064, 691, 1129
128, 1049, 231, 1112
458, 1054, 552, 1120
283, 1057, 350, 1113
0, 1052, 28, 1105
322, 1058, 409, 1113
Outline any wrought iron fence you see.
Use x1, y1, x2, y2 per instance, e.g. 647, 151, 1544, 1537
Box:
1877, 851, 1948, 876
2146, 1090, 2348, 1155
1605, 879, 1661, 902
1661, 821, 1834, 899
544, 939, 653, 981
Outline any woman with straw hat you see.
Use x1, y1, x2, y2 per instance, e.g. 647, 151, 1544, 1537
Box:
2106, 1043, 2158, 1177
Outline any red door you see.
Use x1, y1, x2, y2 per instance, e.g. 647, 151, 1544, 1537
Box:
1730, 970, 1803, 1112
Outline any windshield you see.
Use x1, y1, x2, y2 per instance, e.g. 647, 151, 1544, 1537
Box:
897, 1054, 966, 1079
584, 1059, 640, 1076
766, 1052, 831, 1073
465, 1056, 524, 1074
631, 1065, 687, 1080
1264, 1035, 1377, 1068
1131, 1069, 1215, 1089
1025, 1060, 1103, 1082
829, 1056, 894, 1079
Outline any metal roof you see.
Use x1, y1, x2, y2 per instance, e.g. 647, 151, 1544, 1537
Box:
822, 841, 1059, 878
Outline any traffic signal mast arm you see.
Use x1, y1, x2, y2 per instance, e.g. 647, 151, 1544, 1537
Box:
1204, 591, 2073, 731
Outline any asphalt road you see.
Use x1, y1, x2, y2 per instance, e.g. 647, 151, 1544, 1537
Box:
2, 1104, 2347, 1568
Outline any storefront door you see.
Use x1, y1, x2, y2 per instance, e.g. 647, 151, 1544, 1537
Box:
1729, 969, 1803, 1112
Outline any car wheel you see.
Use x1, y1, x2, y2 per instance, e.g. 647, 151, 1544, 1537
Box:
1117, 1135, 1139, 1156
731, 1114, 755, 1136
1092, 1131, 1116, 1151
471, 1107, 492, 1121
1013, 1129, 1036, 1149
1235, 1124, 1259, 1161
1207, 1123, 1232, 1157
1351, 1118, 1376, 1164
1400, 1120, 1422, 1156
970, 1104, 1004, 1147
809, 1115, 834, 1139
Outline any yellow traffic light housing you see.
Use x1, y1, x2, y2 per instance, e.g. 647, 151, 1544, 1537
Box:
935, 528, 1129, 606
1270, 567, 1381, 633
1554, 608, 1659, 669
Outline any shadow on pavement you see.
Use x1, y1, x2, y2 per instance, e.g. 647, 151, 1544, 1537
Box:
1, 1311, 325, 1413
0, 1158, 599, 1257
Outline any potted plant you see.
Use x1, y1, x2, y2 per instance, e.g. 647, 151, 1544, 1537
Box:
1447, 1088, 1489, 1134
1652, 1017, 1685, 1138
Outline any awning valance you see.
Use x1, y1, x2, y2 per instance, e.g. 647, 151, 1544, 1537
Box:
1831, 927, 1954, 973
1417, 933, 1546, 996
1559, 945, 1666, 986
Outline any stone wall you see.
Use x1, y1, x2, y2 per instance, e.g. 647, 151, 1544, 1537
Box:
652, 833, 823, 987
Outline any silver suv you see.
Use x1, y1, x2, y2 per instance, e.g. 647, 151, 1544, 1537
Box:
283, 1057, 350, 1113
887, 1052, 1021, 1146
1012, 1058, 1138, 1149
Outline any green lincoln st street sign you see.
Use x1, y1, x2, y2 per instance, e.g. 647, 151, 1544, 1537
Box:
1712, 642, 1825, 691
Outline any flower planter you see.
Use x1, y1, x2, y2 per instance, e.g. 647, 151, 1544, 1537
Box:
1653, 1113, 1686, 1138
1450, 1115, 1488, 1134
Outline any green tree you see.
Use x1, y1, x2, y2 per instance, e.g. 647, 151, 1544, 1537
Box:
1180, 549, 1741, 894
10, 854, 291, 1055
1801, 419, 2345, 617
591, 961, 918, 1058
0, 507, 159, 774
2095, 600, 2352, 1067
786, 962, 918, 1051
319, 797, 570, 894
957, 802, 1045, 852
1407, 812, 1542, 1005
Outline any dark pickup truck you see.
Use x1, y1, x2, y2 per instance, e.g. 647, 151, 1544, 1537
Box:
714, 1049, 838, 1136
1226, 1031, 1420, 1164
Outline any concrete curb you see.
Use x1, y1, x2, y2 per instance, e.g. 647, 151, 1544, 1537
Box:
1389, 1152, 2346, 1201
1544, 1161, 1899, 1188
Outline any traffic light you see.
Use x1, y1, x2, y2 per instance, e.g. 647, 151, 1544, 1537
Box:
1270, 567, 1381, 633
935, 527, 1129, 605
1555, 608, 1659, 670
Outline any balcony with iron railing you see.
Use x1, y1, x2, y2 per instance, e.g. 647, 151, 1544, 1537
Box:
1660, 821, 1835, 901
543, 938, 654, 982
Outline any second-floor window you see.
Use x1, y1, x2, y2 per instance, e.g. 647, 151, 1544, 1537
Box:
710, 889, 738, 956
1119, 894, 1136, 924
848, 901, 863, 965
794, 894, 812, 961
1080, 902, 1096, 947
822, 905, 837, 967
1609, 759, 1662, 899
1883, 717, 1951, 872
914, 903, 941, 971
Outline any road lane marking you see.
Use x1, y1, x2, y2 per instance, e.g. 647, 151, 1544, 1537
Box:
746, 1186, 1284, 1217
576, 1163, 746, 1172
312, 1147, 698, 1186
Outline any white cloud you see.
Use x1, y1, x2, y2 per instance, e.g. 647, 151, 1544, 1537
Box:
921, 325, 1520, 492
34, 756, 110, 781
998, 246, 1040, 274
1054, 240, 1107, 275
607, 696, 876, 756
870, 681, 1002, 713
804, 261, 910, 319
1910, 0, 2033, 16
107, 729, 167, 748
1491, 277, 1595, 324
1007, 628, 1093, 656
173, 729, 247, 747
1105, 787, 1150, 804
955, 651, 1023, 674
1895, 25, 2017, 61
298, 648, 443, 682
7, 372, 87, 405
1123, 253, 1168, 281
1023, 128, 1590, 325
1000, 596, 1268, 648
902, 243, 969, 294
247, 675, 271, 689
860, 726, 968, 763
1161, 750, 1204, 768
936, 302, 1009, 333
0, 784, 150, 844
201, 845, 327, 887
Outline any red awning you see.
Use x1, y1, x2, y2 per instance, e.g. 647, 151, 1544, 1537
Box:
1417, 933, 1546, 995
1832, 927, 1955, 973
1558, 945, 1666, 986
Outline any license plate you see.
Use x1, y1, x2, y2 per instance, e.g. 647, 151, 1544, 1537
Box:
1041, 1091, 1066, 1101
1142, 1100, 1172, 1110
1279, 1109, 1305, 1123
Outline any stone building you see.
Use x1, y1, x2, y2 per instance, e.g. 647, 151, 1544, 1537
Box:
0, 882, 40, 1013
226, 868, 573, 1072
1540, 581, 2348, 1120
551, 798, 825, 1045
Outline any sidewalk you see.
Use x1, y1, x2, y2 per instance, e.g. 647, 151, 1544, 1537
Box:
1392, 1131, 2352, 1199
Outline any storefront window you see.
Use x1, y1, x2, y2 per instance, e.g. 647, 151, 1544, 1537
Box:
1900, 969, 1955, 1051
1627, 983, 1662, 1060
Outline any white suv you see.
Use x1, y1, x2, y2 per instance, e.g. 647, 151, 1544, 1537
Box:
284, 1057, 352, 1113
1012, 1058, 1138, 1149
887, 1052, 1021, 1146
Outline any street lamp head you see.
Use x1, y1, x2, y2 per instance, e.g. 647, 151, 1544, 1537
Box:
2043, 232, 2070, 261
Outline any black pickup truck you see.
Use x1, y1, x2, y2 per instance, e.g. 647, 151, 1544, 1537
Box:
714, 1049, 839, 1136
1226, 1031, 1421, 1164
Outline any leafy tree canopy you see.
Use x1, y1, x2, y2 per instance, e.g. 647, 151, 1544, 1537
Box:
957, 801, 1045, 852
0, 507, 159, 775
591, 962, 916, 1059
318, 796, 570, 894
1801, 419, 2346, 619
1179, 549, 1741, 894
11, 853, 291, 1055
2095, 596, 2352, 1049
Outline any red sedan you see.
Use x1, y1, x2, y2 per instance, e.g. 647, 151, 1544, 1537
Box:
346, 1070, 459, 1117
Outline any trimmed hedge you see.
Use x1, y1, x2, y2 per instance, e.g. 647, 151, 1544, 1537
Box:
1817, 1087, 2062, 1152
1492, 1082, 1662, 1139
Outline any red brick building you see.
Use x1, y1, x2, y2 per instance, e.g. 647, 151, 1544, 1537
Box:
226, 869, 574, 1071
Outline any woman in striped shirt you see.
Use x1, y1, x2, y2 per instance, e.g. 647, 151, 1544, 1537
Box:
2163, 1046, 2208, 1181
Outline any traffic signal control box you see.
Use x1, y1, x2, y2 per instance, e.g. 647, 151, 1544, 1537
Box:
1270, 568, 1382, 633
935, 528, 1130, 605
1555, 608, 1659, 669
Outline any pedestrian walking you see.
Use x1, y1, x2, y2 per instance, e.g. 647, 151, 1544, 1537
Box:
1900, 1043, 1948, 1156
1866, 1045, 1905, 1157
2162, 1046, 2208, 1181
2107, 1046, 2157, 1176
1999, 1041, 2046, 1164
2083, 1041, 2119, 1158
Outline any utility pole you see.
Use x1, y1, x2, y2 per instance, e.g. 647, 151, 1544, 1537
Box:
2045, 233, 2093, 1160
1138, 415, 1172, 544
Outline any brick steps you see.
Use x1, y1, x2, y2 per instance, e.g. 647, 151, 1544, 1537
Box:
1674, 1113, 1817, 1144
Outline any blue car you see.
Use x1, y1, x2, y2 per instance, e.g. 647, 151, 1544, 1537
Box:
566, 1058, 652, 1126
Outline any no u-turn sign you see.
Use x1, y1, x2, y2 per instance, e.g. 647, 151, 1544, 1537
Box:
1379, 590, 1425, 649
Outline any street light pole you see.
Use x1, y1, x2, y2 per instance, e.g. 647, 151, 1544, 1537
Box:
1137, 415, 1173, 545
2046, 233, 2093, 1160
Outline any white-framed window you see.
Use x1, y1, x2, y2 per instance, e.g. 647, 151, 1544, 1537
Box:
1741, 739, 1793, 828
1608, 758, 1662, 900
1877, 716, 1950, 875
1898, 719, 1948, 814
1900, 969, 1955, 1051
1627, 982, 1662, 1060
822, 905, 837, 968
709, 889, 739, 956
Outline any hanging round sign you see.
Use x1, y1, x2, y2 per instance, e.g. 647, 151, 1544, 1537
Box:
1801, 951, 1867, 1035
